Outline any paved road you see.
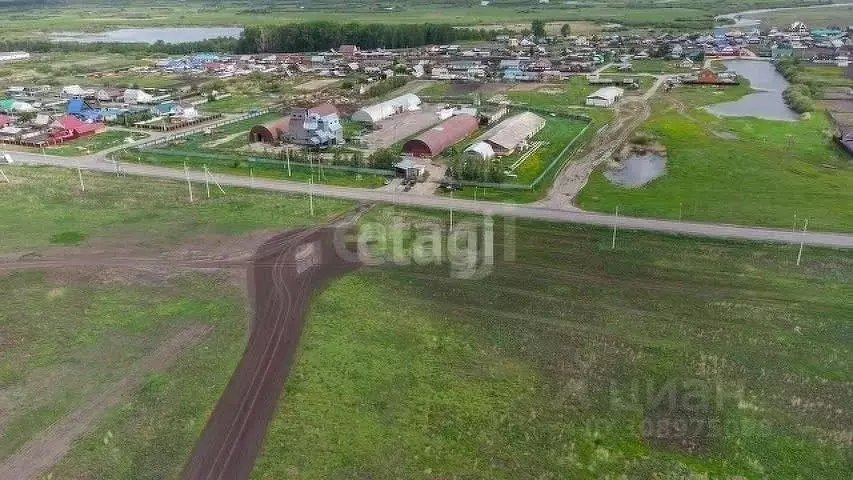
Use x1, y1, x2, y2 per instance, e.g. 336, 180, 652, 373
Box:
9, 151, 853, 248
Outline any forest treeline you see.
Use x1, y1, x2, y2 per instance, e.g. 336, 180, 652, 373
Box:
235, 22, 490, 53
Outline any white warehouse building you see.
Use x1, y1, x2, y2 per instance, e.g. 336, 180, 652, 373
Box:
585, 87, 624, 107
352, 93, 422, 124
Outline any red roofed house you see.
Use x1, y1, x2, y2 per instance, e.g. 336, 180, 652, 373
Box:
0, 114, 12, 128
339, 45, 360, 59
57, 115, 105, 137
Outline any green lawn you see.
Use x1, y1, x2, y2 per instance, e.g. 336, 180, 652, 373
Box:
798, 65, 853, 89
578, 83, 853, 232
199, 95, 278, 114
251, 206, 853, 479
39, 130, 148, 157
122, 149, 387, 189
508, 77, 598, 107
490, 114, 589, 185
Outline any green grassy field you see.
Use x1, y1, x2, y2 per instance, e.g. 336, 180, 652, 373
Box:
798, 64, 853, 89
251, 206, 853, 479
0, 2, 717, 39
0, 52, 166, 88
2, 168, 851, 479
37, 130, 149, 157
199, 94, 279, 114
577, 82, 853, 232
0, 166, 354, 478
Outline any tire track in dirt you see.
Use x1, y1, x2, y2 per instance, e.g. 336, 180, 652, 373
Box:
0, 325, 213, 479
181, 214, 363, 480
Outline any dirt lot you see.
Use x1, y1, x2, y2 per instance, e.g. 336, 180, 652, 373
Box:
294, 79, 340, 92
359, 104, 443, 153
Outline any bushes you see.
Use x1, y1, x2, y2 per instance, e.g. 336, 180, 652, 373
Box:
364, 76, 409, 98
776, 57, 816, 114
783, 84, 815, 114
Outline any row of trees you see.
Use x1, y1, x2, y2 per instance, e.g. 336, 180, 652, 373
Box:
264, 147, 398, 170
446, 153, 506, 184
776, 57, 816, 114
236, 22, 490, 53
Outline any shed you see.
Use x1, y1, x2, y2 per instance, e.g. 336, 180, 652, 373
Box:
352, 94, 422, 124
393, 157, 427, 179
476, 112, 546, 155
402, 114, 479, 158
464, 141, 495, 161
248, 118, 290, 145
585, 87, 624, 107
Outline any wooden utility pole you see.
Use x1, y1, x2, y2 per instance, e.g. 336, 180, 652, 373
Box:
184, 162, 194, 203
308, 176, 315, 216
77, 167, 85, 192
611, 206, 619, 250
797, 218, 809, 267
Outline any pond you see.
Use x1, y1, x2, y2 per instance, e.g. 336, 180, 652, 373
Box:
50, 27, 243, 44
705, 60, 799, 122
605, 152, 667, 188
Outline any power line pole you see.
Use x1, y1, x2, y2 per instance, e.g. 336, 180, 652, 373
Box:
796, 218, 809, 267
308, 175, 315, 216
77, 167, 85, 192
611, 206, 619, 250
184, 162, 194, 203
449, 190, 454, 231
0, 168, 9, 183
250, 167, 254, 187
203, 164, 211, 198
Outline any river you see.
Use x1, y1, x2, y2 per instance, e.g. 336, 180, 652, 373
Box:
705, 60, 799, 122
49, 27, 243, 44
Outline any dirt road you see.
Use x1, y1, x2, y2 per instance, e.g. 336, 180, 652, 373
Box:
181, 224, 361, 480
539, 75, 669, 210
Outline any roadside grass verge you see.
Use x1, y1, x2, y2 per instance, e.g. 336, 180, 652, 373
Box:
36, 130, 149, 157
253, 207, 853, 479
0, 166, 354, 252
578, 83, 853, 232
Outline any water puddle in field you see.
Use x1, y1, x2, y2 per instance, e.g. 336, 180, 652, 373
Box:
50, 27, 243, 44
605, 152, 666, 187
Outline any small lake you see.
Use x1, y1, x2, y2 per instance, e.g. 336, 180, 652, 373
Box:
605, 152, 667, 188
705, 60, 799, 122
50, 27, 243, 44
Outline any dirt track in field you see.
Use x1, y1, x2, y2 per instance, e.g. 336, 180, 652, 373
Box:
181, 218, 362, 479
0, 326, 212, 479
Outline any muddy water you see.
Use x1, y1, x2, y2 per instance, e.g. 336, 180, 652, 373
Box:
606, 153, 666, 187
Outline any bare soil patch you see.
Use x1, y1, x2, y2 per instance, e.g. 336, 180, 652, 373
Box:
294, 79, 340, 92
